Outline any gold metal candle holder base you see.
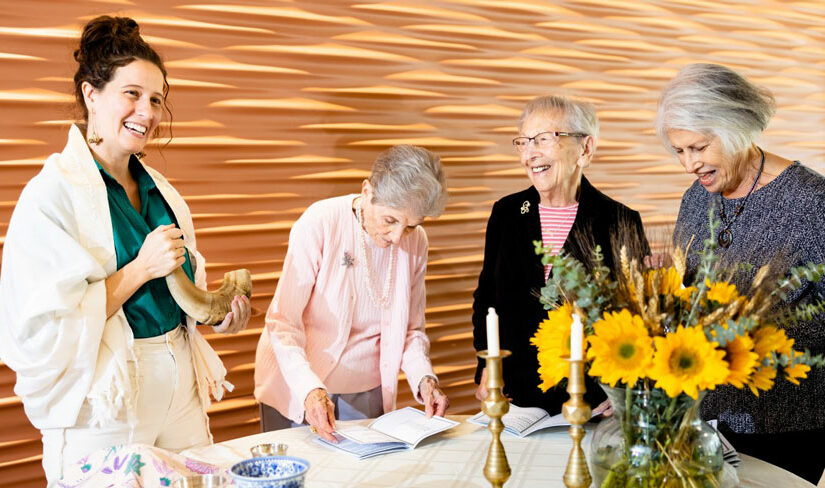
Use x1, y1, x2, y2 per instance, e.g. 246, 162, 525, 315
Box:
562, 359, 592, 488
478, 350, 512, 488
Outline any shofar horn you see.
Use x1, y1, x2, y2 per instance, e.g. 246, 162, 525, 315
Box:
166, 267, 252, 325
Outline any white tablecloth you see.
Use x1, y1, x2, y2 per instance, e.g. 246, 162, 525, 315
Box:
182, 417, 814, 488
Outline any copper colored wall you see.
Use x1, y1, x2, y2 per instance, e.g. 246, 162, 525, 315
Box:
1, 1, 823, 485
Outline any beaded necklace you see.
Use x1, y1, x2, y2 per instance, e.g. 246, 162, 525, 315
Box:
355, 198, 396, 308
716, 147, 765, 249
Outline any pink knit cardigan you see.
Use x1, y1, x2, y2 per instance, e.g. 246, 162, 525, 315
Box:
254, 195, 436, 422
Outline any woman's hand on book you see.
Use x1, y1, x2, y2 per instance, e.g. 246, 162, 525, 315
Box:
419, 376, 449, 418
305, 388, 337, 442
593, 399, 613, 417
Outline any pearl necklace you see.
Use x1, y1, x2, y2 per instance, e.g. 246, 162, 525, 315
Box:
355, 199, 396, 308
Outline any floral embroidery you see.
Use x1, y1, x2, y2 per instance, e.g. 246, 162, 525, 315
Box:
125, 454, 145, 476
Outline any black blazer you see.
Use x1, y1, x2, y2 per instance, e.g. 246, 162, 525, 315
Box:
472, 177, 649, 414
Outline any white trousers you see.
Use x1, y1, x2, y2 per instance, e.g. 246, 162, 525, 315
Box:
41, 326, 210, 486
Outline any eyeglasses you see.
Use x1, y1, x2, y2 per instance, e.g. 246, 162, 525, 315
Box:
512, 131, 588, 152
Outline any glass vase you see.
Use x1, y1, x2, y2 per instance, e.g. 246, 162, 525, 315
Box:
589, 384, 723, 488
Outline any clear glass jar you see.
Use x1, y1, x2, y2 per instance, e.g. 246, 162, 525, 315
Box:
590, 384, 723, 488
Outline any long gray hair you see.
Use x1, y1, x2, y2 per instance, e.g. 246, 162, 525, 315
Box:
656, 63, 775, 157
369, 145, 448, 218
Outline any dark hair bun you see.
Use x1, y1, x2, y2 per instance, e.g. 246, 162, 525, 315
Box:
72, 15, 167, 121
74, 16, 141, 66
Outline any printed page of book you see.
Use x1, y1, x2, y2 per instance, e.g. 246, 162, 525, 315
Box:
468, 404, 550, 436
314, 433, 407, 460
336, 424, 400, 445
368, 407, 459, 447
521, 410, 571, 436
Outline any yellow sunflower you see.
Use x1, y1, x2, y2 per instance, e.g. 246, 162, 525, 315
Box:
587, 309, 653, 387
649, 326, 729, 399
677, 286, 698, 303
747, 365, 776, 396
746, 325, 793, 395
645, 267, 683, 296
784, 350, 811, 385
752, 326, 792, 359
705, 280, 739, 305
531, 303, 579, 391
721, 334, 758, 388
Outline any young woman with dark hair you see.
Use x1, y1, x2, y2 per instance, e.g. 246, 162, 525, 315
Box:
0, 16, 250, 485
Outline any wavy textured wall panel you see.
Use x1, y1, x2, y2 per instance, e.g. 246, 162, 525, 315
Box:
0, 1, 823, 485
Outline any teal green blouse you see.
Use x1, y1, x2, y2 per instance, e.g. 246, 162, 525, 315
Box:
97, 156, 195, 338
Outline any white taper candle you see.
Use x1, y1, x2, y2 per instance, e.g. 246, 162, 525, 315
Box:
486, 307, 500, 357
570, 313, 583, 361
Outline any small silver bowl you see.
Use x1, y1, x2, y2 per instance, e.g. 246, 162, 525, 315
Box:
171, 474, 228, 488
250, 443, 288, 457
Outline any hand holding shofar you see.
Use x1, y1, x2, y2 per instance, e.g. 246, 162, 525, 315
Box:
165, 267, 252, 325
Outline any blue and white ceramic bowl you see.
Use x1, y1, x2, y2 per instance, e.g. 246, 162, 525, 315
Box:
230, 456, 309, 488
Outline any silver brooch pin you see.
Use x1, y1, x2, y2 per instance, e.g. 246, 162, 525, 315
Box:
520, 201, 530, 214
342, 251, 354, 267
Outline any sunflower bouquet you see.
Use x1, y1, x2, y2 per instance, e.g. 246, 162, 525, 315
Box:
532, 214, 825, 488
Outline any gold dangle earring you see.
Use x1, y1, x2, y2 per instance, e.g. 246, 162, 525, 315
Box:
86, 106, 102, 145
87, 128, 102, 145
87, 119, 102, 145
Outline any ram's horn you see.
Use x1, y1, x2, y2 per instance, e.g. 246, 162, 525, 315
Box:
166, 267, 252, 325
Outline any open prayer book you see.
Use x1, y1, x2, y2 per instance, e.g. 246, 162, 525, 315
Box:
468, 403, 588, 438
315, 407, 459, 460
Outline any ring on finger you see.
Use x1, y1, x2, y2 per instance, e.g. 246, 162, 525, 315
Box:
310, 426, 318, 434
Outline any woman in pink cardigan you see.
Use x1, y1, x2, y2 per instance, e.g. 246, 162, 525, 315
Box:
254, 145, 450, 440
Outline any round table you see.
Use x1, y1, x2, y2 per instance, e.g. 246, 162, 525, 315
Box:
181, 416, 814, 487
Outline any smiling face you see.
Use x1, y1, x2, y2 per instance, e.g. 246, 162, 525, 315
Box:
518, 110, 593, 206
83, 59, 164, 164
666, 129, 749, 196
359, 180, 424, 248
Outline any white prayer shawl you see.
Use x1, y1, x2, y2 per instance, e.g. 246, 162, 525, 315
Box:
0, 125, 232, 434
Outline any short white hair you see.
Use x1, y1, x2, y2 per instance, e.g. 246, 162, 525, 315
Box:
656, 63, 775, 157
370, 145, 448, 218
518, 95, 599, 150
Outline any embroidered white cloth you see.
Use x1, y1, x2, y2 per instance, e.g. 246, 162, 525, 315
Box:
0, 125, 231, 431
57, 443, 224, 488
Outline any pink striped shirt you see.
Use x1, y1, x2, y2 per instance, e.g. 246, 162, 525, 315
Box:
539, 203, 579, 281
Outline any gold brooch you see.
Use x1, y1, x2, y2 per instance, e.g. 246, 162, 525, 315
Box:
520, 201, 530, 214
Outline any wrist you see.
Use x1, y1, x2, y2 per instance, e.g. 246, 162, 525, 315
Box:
304, 387, 327, 407
419, 375, 437, 392
126, 258, 150, 286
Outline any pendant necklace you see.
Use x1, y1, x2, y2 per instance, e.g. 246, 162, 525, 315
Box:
355, 198, 396, 308
716, 147, 764, 249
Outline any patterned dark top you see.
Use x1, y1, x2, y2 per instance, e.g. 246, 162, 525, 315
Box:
675, 161, 825, 433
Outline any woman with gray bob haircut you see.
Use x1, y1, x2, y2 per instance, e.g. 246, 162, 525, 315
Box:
255, 144, 450, 442
660, 63, 825, 483
656, 62, 775, 159
369, 144, 448, 218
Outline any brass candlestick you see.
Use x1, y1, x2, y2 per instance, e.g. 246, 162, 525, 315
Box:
478, 350, 512, 488
562, 359, 592, 488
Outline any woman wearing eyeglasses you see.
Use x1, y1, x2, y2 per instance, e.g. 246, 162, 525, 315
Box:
471, 95, 649, 414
